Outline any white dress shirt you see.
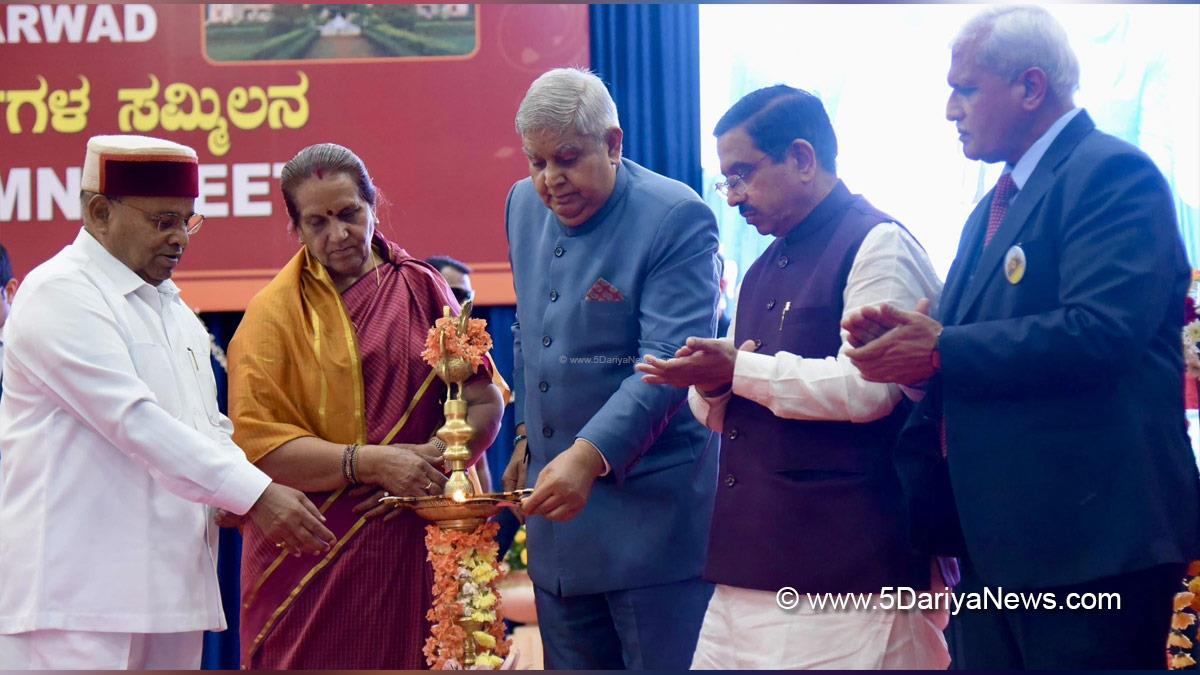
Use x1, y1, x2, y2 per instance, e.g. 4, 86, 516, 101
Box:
0, 228, 270, 634
1009, 107, 1082, 189
689, 223, 943, 431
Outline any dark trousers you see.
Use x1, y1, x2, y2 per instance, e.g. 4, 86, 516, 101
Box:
953, 558, 1183, 669
533, 577, 713, 669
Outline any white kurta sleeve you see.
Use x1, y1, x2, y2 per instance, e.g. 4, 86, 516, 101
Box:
730, 223, 943, 423
14, 275, 270, 514
687, 319, 737, 433
688, 381, 733, 434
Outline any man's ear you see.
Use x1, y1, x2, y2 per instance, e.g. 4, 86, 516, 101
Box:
2, 278, 17, 303
605, 127, 624, 164
788, 139, 818, 179
1018, 67, 1050, 111
85, 193, 113, 235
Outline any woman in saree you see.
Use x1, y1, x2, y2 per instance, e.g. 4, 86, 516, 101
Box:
228, 143, 503, 669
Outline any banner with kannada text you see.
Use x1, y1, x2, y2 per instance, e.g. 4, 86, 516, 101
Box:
0, 4, 589, 308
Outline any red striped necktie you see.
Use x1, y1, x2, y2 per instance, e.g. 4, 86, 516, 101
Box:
983, 172, 1019, 248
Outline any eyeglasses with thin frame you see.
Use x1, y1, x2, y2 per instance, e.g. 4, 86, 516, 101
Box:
109, 197, 205, 235
451, 287, 475, 305
714, 154, 774, 197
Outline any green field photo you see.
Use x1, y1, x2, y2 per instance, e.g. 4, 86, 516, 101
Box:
205, 4, 477, 62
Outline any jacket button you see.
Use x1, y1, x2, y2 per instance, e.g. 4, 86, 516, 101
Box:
727, 427, 739, 440
766, 299, 776, 310
539, 381, 550, 392
554, 246, 565, 257
542, 335, 552, 347
725, 474, 737, 487
550, 289, 559, 302
542, 425, 554, 438
777, 256, 789, 268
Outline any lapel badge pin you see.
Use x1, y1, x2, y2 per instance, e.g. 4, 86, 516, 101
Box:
1004, 244, 1026, 285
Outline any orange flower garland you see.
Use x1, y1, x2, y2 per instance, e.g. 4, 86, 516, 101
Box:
422, 315, 493, 370
424, 522, 512, 669
1168, 560, 1200, 669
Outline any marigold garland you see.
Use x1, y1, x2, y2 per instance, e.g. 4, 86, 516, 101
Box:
422, 316, 493, 371
1174, 277, 1200, 669
503, 525, 528, 572
424, 522, 512, 670
1168, 560, 1200, 668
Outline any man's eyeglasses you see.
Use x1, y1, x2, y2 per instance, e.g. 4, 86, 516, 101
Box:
452, 287, 474, 305
109, 197, 205, 235
714, 155, 773, 197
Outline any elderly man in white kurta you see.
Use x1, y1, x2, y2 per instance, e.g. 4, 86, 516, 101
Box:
0, 135, 336, 669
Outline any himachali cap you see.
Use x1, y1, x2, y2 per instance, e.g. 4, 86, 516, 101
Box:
82, 134, 199, 198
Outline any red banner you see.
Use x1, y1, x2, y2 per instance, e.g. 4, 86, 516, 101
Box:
0, 4, 589, 309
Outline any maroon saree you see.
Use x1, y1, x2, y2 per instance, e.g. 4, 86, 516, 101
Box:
237, 237, 460, 669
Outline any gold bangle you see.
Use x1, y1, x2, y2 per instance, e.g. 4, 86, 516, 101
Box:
343, 443, 361, 485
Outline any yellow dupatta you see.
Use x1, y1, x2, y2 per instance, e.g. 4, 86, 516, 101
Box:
229, 245, 367, 460
230, 244, 444, 662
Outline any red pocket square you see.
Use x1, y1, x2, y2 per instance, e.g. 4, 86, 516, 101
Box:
585, 278, 624, 302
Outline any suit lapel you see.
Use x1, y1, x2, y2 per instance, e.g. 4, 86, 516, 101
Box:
953, 111, 1097, 322
940, 201, 989, 325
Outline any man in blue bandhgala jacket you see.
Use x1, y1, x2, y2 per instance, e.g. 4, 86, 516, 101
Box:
501, 67, 721, 670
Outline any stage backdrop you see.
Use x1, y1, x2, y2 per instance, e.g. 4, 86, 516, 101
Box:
0, 3, 589, 309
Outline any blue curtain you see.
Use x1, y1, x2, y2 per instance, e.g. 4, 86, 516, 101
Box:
590, 4, 703, 194
477, 306, 522, 577
479, 306, 518, 489
198, 312, 246, 670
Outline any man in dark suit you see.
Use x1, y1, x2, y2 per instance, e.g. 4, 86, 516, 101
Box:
844, 5, 1199, 668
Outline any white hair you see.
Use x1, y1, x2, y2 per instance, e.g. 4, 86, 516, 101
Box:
953, 5, 1080, 103
515, 68, 620, 140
